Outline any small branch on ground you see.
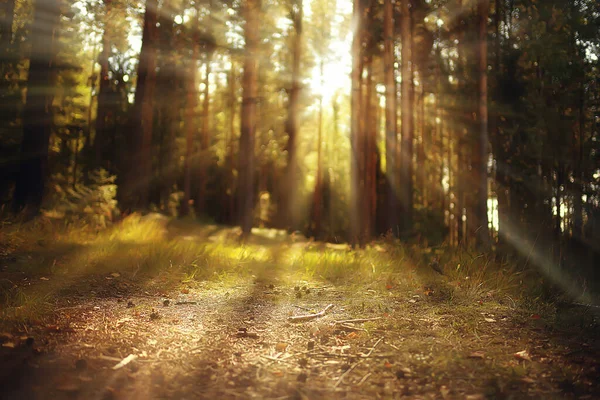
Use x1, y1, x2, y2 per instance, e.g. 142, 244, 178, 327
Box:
334, 338, 382, 388
334, 317, 381, 324
112, 354, 137, 370
288, 304, 334, 322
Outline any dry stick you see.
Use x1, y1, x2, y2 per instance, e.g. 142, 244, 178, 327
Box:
334, 338, 382, 388
288, 304, 334, 322
357, 372, 372, 386
334, 317, 381, 324
339, 323, 367, 332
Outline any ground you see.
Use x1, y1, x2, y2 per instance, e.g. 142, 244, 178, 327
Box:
0, 215, 599, 399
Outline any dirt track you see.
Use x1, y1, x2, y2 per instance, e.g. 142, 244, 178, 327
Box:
1, 270, 599, 400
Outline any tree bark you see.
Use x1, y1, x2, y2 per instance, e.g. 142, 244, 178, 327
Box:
284, 0, 302, 231
13, 0, 61, 215
350, 0, 362, 246
476, 0, 490, 246
238, 0, 260, 237
197, 52, 213, 216
123, 0, 158, 210
312, 60, 324, 237
383, 0, 398, 235
399, 0, 413, 235
181, 9, 201, 217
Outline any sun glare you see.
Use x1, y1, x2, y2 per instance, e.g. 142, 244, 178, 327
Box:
306, 0, 353, 104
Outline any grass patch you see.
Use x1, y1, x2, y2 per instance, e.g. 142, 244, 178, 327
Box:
0, 213, 591, 327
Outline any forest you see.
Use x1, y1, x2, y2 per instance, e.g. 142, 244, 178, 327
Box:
0, 0, 599, 398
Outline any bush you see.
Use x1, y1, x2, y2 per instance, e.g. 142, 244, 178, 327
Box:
44, 169, 119, 228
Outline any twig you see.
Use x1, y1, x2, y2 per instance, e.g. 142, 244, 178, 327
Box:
288, 304, 334, 322
112, 354, 137, 370
334, 361, 361, 388
175, 301, 198, 305
357, 372, 372, 386
365, 338, 383, 357
334, 338, 382, 388
339, 324, 367, 332
334, 317, 381, 324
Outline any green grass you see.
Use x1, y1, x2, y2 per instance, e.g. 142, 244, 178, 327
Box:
0, 213, 573, 325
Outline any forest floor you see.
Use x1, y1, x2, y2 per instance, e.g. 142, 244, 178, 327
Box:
0, 214, 599, 399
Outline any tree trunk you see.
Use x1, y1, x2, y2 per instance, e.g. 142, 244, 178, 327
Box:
476, 0, 490, 247
383, 0, 398, 235
312, 60, 324, 237
181, 10, 200, 217
350, 0, 362, 246
95, 1, 112, 171
123, 0, 158, 210
13, 0, 61, 215
284, 0, 302, 231
238, 0, 260, 238
399, 0, 413, 235
197, 53, 213, 216
227, 61, 237, 223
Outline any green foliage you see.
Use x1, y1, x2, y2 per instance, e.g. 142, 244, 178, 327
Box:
44, 168, 118, 227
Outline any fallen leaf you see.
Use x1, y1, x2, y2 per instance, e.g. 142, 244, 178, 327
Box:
346, 332, 359, 339
530, 314, 541, 320
181, 288, 190, 294
440, 385, 451, 399
408, 299, 417, 304
272, 371, 284, 377
484, 318, 496, 323
275, 342, 288, 352
110, 272, 120, 278
514, 350, 532, 361
468, 351, 485, 359
2, 342, 16, 348
521, 377, 535, 384
384, 361, 393, 368
40, 277, 50, 281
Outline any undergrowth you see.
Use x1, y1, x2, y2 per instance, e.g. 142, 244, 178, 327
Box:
0, 213, 580, 323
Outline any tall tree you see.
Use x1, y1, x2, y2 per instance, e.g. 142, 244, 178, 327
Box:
399, 0, 413, 235
13, 0, 62, 215
284, 0, 302, 231
350, 0, 362, 245
476, 0, 489, 246
122, 0, 158, 209
181, 7, 201, 217
238, 0, 260, 237
383, 0, 397, 234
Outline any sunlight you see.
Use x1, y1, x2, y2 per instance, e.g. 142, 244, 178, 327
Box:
306, 0, 353, 104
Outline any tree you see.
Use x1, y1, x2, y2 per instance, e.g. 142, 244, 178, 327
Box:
398, 0, 413, 235
181, 6, 201, 217
476, 0, 490, 246
284, 0, 303, 231
383, 0, 397, 234
238, 0, 261, 237
121, 0, 158, 210
13, 0, 62, 215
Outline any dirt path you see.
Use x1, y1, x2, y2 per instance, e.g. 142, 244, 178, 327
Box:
1, 272, 599, 400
